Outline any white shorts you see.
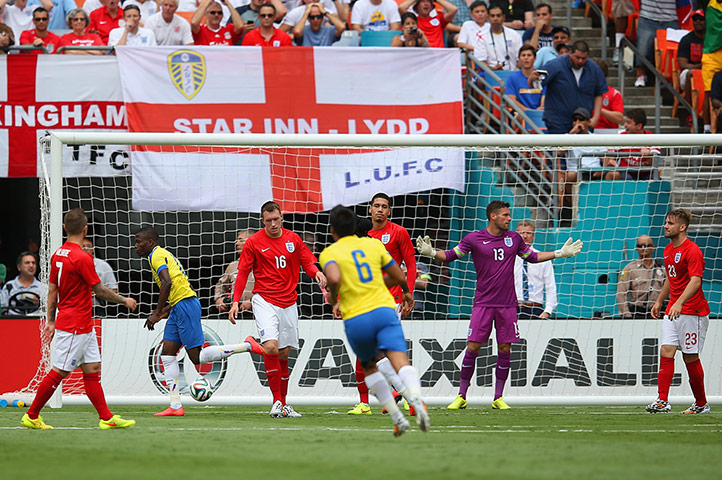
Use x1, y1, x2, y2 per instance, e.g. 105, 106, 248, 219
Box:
661, 314, 709, 354
680, 68, 692, 90
53, 329, 101, 372
252, 294, 299, 349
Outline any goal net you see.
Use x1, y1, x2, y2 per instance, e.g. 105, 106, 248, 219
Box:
14, 132, 722, 406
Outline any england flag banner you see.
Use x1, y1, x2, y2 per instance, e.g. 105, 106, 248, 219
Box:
0, 55, 128, 178
115, 46, 465, 213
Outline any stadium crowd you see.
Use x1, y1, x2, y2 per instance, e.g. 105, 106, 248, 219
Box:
0, 0, 718, 133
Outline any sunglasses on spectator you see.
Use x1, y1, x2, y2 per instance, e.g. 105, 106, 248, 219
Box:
636, 243, 654, 248
259, 13, 274, 18
208, 10, 223, 15
72, 17, 86, 22
34, 17, 49, 21
309, 14, 323, 19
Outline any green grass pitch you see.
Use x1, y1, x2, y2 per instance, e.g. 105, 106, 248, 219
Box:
1, 404, 720, 480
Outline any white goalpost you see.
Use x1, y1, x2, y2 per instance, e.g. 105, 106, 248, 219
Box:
17, 131, 722, 406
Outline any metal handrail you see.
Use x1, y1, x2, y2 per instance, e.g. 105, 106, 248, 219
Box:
56, 46, 113, 54
585, 0, 608, 61
618, 37, 698, 134
7, 45, 48, 54
468, 54, 547, 135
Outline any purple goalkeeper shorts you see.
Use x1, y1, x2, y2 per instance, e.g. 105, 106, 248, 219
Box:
468, 306, 520, 344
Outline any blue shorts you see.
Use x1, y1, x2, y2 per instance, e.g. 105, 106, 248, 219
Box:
163, 296, 204, 349
344, 307, 407, 363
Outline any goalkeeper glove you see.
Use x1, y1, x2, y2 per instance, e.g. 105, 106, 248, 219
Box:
554, 237, 583, 258
416, 235, 436, 258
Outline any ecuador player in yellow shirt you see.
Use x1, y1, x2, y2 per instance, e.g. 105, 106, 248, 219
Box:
135, 227, 264, 417
319, 206, 430, 436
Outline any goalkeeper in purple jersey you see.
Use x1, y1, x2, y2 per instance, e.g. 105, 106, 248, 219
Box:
416, 200, 583, 410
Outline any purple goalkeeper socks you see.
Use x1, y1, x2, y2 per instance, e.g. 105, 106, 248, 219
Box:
458, 349, 479, 399
494, 351, 511, 400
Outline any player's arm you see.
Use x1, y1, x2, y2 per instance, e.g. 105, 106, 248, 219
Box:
651, 278, 670, 319
300, 241, 327, 288
43, 282, 59, 343
400, 231, 417, 295
91, 282, 137, 310
667, 275, 702, 320
416, 235, 453, 263
145, 268, 171, 330
383, 261, 414, 315
534, 238, 584, 263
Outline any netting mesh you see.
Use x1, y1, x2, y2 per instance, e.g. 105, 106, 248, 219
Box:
19, 137, 722, 403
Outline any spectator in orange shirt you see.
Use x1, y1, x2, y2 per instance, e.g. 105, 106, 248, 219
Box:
399, 0, 457, 48
241, 3, 292, 46
88, 0, 123, 44
191, 0, 243, 45
20, 7, 61, 54
58, 8, 105, 54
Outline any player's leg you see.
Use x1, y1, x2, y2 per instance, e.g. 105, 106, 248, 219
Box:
20, 330, 81, 430
375, 308, 430, 432
345, 310, 410, 436
22, 330, 76, 429
277, 303, 301, 418
680, 315, 710, 414
80, 358, 135, 429
450, 306, 491, 409
155, 301, 188, 417
253, 294, 283, 416
492, 307, 519, 410
347, 357, 372, 414
646, 315, 677, 413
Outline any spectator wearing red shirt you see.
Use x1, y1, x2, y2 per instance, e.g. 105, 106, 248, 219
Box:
20, 7, 61, 54
607, 108, 660, 181
399, 0, 456, 48
88, 0, 123, 44
191, 0, 243, 45
58, 8, 105, 54
594, 58, 624, 130
241, 3, 292, 46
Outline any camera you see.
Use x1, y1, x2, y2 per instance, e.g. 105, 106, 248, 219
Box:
409, 27, 418, 37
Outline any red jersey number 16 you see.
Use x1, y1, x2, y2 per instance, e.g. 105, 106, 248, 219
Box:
275, 255, 287, 269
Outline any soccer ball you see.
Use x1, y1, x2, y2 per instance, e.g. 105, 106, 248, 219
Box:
189, 377, 213, 402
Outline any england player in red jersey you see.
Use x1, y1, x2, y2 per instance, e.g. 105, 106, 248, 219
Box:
229, 201, 327, 418
348, 193, 417, 415
647, 209, 711, 414
21, 209, 138, 430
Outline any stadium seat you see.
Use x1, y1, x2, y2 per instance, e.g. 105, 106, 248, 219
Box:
360, 30, 401, 47
522, 109, 546, 134
332, 30, 360, 47
654, 29, 678, 83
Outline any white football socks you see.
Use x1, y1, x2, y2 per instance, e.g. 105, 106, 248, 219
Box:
198, 343, 250, 363
376, 356, 408, 395
161, 355, 182, 409
365, 371, 404, 423
398, 365, 423, 402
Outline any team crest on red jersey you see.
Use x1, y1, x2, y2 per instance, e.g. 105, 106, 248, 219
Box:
504, 237, 513, 247
381, 234, 390, 244
286, 242, 295, 253
675, 252, 681, 263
